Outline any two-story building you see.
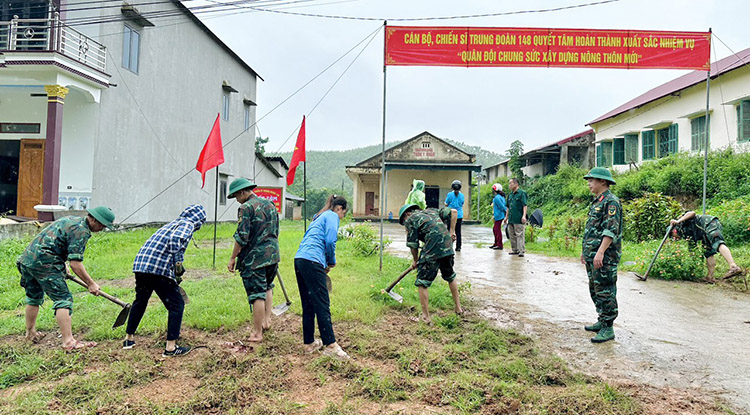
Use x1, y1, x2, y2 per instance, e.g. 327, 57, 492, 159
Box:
589, 47, 750, 171
0, 0, 266, 223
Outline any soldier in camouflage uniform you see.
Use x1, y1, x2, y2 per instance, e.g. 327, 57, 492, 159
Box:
670, 211, 743, 283
16, 206, 115, 350
227, 178, 280, 342
398, 203, 462, 324
580, 168, 621, 343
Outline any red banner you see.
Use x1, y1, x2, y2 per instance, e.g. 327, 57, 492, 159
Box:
385, 26, 710, 70
254, 187, 283, 213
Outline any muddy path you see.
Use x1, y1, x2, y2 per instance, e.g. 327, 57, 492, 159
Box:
382, 223, 750, 413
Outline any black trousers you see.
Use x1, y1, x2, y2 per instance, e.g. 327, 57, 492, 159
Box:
294, 258, 336, 346
453, 218, 463, 250
126, 272, 185, 341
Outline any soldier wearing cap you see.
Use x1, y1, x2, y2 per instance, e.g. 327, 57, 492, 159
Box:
398, 203, 462, 324
580, 167, 622, 343
16, 206, 115, 350
227, 178, 280, 343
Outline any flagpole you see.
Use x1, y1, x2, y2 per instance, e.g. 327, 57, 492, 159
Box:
213, 166, 219, 269
303, 161, 307, 232
379, 20, 387, 272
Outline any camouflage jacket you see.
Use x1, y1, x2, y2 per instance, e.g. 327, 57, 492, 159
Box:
676, 214, 717, 247
18, 216, 92, 271
582, 190, 622, 264
234, 194, 280, 271
405, 207, 454, 263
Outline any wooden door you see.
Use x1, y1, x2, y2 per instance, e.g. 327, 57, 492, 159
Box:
16, 139, 45, 218
365, 192, 375, 216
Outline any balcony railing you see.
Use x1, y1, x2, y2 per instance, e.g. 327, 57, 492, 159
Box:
0, 14, 107, 72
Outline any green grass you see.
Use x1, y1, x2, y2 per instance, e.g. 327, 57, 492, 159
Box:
0, 220, 714, 414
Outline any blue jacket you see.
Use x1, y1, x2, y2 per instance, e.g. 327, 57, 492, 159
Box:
445, 192, 464, 219
133, 205, 206, 279
492, 194, 507, 221
295, 210, 339, 268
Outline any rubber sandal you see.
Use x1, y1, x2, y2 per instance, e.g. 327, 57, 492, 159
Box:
304, 339, 323, 354
26, 332, 46, 344
322, 344, 350, 360
723, 267, 743, 280
63, 340, 97, 351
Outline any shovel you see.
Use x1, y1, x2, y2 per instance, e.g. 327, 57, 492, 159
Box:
66, 274, 131, 328
383, 265, 416, 303
634, 225, 673, 281
272, 270, 292, 316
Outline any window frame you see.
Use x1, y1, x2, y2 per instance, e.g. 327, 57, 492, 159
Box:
613, 137, 625, 165
657, 123, 678, 158
219, 174, 228, 206
596, 142, 613, 167
122, 24, 140, 73
642, 130, 655, 160
222, 92, 230, 121
690, 115, 709, 151
244, 104, 251, 131
624, 133, 638, 163
738, 100, 750, 143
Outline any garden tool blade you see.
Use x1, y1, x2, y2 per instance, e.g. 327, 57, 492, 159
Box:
113, 304, 131, 328
326, 275, 332, 293
272, 302, 291, 316
633, 272, 647, 281
386, 290, 403, 303
178, 286, 190, 304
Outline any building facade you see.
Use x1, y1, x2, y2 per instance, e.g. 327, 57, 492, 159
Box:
589, 48, 750, 172
520, 129, 595, 178
0, 0, 266, 223
345, 131, 481, 219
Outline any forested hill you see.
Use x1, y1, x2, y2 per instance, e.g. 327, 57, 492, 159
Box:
277, 139, 506, 195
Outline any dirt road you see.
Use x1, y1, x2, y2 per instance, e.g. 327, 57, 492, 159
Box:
383, 222, 750, 412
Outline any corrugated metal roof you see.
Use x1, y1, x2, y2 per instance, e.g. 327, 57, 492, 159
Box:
588, 47, 750, 125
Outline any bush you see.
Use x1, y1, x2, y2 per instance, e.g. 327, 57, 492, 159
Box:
623, 193, 683, 242
707, 197, 750, 245
338, 222, 390, 256
636, 239, 705, 281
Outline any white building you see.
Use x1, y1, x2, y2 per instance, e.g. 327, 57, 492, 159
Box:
0, 1, 269, 223
589, 48, 750, 171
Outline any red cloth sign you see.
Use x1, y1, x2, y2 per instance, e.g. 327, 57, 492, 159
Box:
255, 187, 283, 213
195, 113, 224, 188
385, 26, 710, 70
287, 116, 306, 186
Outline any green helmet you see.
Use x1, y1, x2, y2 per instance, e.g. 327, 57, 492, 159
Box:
228, 178, 257, 198
583, 167, 616, 185
399, 203, 420, 225
86, 206, 115, 228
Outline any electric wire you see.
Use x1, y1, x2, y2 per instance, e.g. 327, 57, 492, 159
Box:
711, 35, 732, 147
116, 23, 382, 224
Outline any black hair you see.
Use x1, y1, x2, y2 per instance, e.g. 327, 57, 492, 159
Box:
331, 195, 347, 211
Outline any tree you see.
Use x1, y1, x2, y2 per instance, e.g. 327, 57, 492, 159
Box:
255, 136, 269, 155
506, 140, 525, 182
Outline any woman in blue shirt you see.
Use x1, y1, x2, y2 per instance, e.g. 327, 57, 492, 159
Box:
444, 180, 465, 251
294, 196, 349, 360
490, 184, 507, 250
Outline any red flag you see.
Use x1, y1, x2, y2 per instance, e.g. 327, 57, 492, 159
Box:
195, 113, 225, 188
286, 116, 306, 186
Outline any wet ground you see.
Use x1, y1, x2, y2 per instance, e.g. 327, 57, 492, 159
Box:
382, 223, 750, 412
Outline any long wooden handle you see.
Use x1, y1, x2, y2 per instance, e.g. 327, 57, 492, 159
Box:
66, 274, 128, 308
644, 225, 673, 279
276, 270, 291, 303
386, 266, 415, 292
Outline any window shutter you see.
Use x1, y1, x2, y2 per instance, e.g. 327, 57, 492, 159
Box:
642, 130, 655, 160
613, 137, 625, 165
625, 134, 638, 163
668, 123, 678, 154
741, 101, 750, 142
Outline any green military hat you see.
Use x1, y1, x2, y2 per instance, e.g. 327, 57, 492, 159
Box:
583, 167, 616, 185
228, 178, 257, 198
399, 203, 420, 225
87, 206, 115, 228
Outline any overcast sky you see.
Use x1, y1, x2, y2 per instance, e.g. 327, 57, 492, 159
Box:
192, 0, 749, 156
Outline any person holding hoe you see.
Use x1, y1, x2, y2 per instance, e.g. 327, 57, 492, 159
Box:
398, 203, 463, 324
16, 206, 115, 350
580, 167, 622, 343
227, 178, 280, 343
294, 195, 349, 360
670, 211, 743, 283
124, 204, 207, 357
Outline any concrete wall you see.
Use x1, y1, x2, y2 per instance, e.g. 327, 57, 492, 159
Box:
59, 88, 97, 202
382, 169, 471, 219
521, 163, 544, 179
592, 65, 750, 173
359, 132, 474, 167
484, 162, 509, 182
65, 0, 261, 223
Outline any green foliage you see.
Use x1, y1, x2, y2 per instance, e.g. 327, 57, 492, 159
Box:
300, 187, 350, 220
506, 140, 525, 182
255, 136, 269, 154
707, 197, 750, 245
635, 239, 706, 281
338, 222, 391, 257
623, 193, 683, 242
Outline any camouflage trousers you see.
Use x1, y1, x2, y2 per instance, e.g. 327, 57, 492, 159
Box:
585, 261, 618, 325
241, 263, 277, 304
702, 218, 726, 258
415, 255, 456, 288
17, 262, 74, 313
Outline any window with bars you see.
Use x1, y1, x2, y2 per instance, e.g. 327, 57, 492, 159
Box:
738, 100, 750, 142
613, 137, 625, 165
691, 115, 709, 151
642, 130, 655, 160
624, 134, 638, 163
657, 124, 678, 158
596, 142, 612, 167
122, 24, 140, 73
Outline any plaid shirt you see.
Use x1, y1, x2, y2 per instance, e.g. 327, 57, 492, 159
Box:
133, 205, 206, 279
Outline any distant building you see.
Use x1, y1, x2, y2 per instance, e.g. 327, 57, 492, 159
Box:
589, 48, 750, 172
345, 131, 481, 219
483, 159, 510, 183
520, 130, 595, 178
0, 1, 268, 223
